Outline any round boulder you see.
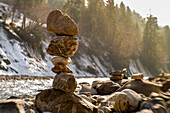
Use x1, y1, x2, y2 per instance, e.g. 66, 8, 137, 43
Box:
53, 72, 77, 92
114, 89, 142, 112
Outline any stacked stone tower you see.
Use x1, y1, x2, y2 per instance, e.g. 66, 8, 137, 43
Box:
35, 10, 98, 113
46, 9, 79, 93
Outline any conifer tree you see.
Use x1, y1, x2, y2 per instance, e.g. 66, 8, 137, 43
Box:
141, 15, 159, 74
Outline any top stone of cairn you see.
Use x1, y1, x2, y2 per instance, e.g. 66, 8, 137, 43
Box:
47, 9, 78, 36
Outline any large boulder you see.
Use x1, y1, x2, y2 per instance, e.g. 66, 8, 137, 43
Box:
52, 63, 72, 74
47, 36, 79, 57
53, 72, 77, 92
51, 56, 72, 66
35, 89, 98, 113
47, 9, 78, 36
0, 99, 32, 113
114, 89, 142, 112
117, 79, 163, 96
92, 80, 121, 95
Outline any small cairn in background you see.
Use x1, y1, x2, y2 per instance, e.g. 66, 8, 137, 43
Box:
35, 9, 98, 113
109, 70, 124, 81
109, 68, 128, 81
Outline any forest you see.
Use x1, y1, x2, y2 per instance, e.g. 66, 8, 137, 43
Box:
1, 0, 170, 75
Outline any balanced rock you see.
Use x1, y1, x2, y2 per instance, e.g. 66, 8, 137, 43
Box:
114, 89, 142, 112
53, 72, 77, 92
35, 89, 98, 113
47, 9, 78, 36
131, 73, 144, 80
52, 63, 72, 74
47, 36, 79, 57
51, 56, 72, 66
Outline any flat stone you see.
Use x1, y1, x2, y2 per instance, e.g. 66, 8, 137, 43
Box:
52, 63, 72, 74
131, 73, 144, 80
51, 57, 72, 66
46, 36, 79, 57
47, 9, 78, 36
53, 73, 77, 92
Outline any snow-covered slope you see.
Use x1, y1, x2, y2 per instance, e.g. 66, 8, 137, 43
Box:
0, 21, 111, 76
0, 23, 54, 76
0, 22, 154, 76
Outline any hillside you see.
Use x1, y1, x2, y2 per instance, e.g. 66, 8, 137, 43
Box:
0, 2, 169, 76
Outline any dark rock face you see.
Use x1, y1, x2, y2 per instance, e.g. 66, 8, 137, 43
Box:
47, 9, 78, 36
3, 58, 11, 65
35, 89, 98, 113
53, 73, 77, 92
52, 63, 72, 74
46, 36, 79, 57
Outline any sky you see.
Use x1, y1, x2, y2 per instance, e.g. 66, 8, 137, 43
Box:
113, 0, 170, 27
